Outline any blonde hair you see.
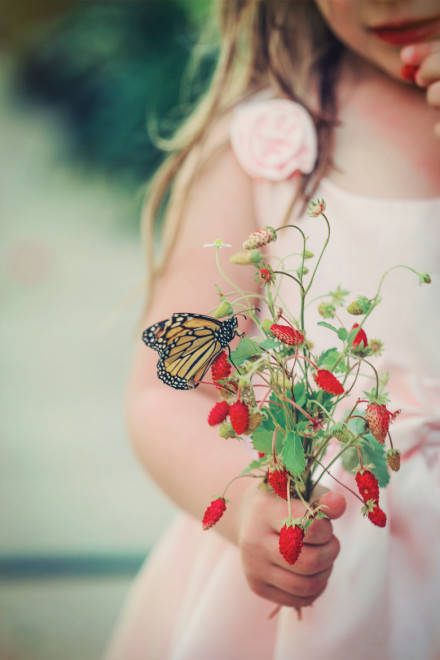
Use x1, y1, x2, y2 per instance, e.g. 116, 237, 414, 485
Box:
141, 0, 343, 308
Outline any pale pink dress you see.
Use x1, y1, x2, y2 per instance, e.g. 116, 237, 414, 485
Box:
105, 99, 440, 660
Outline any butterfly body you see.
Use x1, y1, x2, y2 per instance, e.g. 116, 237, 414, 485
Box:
142, 313, 238, 390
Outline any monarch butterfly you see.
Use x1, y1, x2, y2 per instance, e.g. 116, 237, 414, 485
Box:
142, 313, 238, 390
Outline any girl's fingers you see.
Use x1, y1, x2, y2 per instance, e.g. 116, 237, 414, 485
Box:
401, 41, 440, 67
312, 489, 346, 520
256, 582, 326, 609
268, 564, 333, 601
427, 80, 440, 107
415, 52, 440, 86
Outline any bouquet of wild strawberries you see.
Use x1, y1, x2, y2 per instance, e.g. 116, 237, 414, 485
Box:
144, 199, 431, 567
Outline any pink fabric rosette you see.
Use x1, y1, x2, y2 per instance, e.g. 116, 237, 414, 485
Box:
230, 98, 317, 181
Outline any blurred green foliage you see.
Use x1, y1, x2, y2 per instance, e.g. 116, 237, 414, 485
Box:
13, 0, 216, 189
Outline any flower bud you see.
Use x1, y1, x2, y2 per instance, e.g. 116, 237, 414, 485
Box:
242, 226, 277, 250
213, 299, 234, 318
230, 249, 261, 265
307, 199, 326, 217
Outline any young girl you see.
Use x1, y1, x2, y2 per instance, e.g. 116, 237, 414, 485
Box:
106, 2, 440, 658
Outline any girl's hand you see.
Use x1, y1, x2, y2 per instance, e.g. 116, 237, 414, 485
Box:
401, 41, 440, 137
237, 482, 346, 609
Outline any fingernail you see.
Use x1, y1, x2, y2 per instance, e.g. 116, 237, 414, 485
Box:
401, 64, 418, 83
401, 45, 415, 62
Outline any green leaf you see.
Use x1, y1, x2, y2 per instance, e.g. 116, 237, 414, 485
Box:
340, 433, 390, 487
281, 430, 306, 476
251, 409, 285, 455
230, 337, 262, 365
242, 456, 267, 474
317, 321, 339, 334
337, 327, 348, 341
318, 348, 346, 373
360, 436, 390, 487
347, 412, 367, 435
258, 338, 278, 350
293, 382, 306, 409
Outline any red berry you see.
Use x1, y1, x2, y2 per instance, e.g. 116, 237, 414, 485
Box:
351, 323, 368, 348
365, 403, 391, 444
207, 401, 230, 426
279, 524, 304, 565
257, 451, 266, 458
229, 401, 249, 435
368, 505, 387, 527
401, 64, 418, 83
270, 324, 304, 346
211, 351, 231, 381
268, 467, 289, 500
355, 469, 379, 505
202, 497, 226, 530
314, 369, 344, 395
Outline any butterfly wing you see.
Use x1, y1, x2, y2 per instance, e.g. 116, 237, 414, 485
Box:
142, 313, 237, 390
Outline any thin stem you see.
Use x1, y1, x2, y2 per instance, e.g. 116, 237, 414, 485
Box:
363, 358, 380, 398
314, 458, 363, 503
221, 473, 260, 498
272, 270, 305, 294
304, 212, 331, 295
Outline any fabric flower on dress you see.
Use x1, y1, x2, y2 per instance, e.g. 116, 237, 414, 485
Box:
230, 98, 317, 181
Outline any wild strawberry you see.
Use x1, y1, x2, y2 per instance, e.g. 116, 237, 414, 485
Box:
207, 401, 230, 426
268, 467, 289, 500
355, 469, 379, 505
257, 451, 266, 458
368, 505, 387, 527
242, 226, 277, 250
387, 449, 401, 472
279, 524, 304, 564
270, 324, 304, 346
202, 497, 226, 530
229, 401, 249, 435
211, 351, 231, 381
366, 403, 391, 443
314, 369, 344, 395
246, 410, 263, 433
332, 425, 355, 444
351, 323, 368, 348
308, 199, 326, 217
401, 64, 418, 83
318, 301, 336, 318
219, 420, 235, 439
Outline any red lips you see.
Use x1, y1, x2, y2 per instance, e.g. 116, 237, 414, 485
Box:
371, 16, 440, 45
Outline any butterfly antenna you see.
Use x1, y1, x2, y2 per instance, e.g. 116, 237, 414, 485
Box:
235, 306, 261, 320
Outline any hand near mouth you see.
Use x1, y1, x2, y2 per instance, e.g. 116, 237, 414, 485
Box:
401, 41, 440, 137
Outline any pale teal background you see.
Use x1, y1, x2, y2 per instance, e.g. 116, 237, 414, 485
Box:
0, 1, 211, 657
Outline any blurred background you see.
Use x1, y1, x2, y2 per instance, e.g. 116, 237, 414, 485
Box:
0, 1, 214, 657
